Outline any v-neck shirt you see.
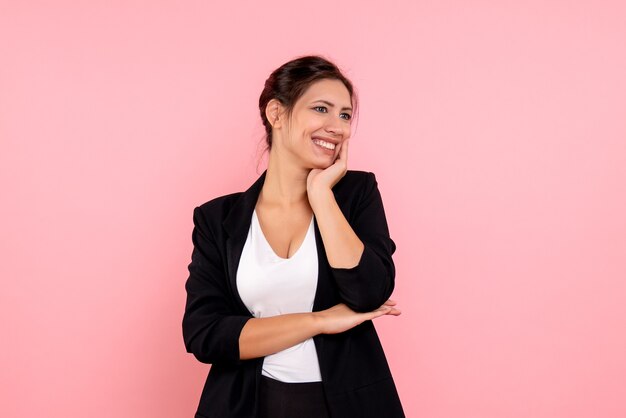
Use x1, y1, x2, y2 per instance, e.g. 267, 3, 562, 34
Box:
236, 209, 322, 382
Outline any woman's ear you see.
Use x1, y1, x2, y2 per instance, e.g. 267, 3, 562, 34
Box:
265, 99, 284, 129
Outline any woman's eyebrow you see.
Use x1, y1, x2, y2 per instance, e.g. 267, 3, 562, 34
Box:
312, 99, 353, 112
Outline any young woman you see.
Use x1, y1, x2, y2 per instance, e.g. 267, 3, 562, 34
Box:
182, 55, 405, 418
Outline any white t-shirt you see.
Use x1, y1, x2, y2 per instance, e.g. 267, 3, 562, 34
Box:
236, 209, 322, 383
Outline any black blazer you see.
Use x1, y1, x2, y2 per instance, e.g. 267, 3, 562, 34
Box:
182, 169, 405, 418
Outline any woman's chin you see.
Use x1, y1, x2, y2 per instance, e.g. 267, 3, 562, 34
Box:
309, 159, 334, 170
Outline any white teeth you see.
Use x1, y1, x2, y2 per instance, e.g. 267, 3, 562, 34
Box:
312, 138, 336, 150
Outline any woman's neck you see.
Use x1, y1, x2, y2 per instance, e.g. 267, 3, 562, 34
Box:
260, 154, 310, 209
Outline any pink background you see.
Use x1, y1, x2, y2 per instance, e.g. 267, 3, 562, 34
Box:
1, 1, 625, 417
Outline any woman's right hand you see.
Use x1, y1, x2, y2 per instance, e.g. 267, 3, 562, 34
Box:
239, 300, 401, 360
313, 300, 401, 335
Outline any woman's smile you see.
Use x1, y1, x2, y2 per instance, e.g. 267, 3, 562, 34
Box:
312, 137, 337, 155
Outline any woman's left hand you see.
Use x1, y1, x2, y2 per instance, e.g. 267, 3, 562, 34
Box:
307, 138, 349, 200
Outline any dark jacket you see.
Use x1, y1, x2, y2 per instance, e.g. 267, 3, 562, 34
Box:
182, 169, 405, 418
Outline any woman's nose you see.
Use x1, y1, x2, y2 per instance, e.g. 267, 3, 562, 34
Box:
324, 118, 343, 135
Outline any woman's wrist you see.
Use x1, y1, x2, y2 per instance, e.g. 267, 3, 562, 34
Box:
308, 187, 334, 211
310, 310, 326, 335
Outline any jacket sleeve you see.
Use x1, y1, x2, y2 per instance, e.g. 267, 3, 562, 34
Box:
182, 206, 252, 365
330, 172, 397, 313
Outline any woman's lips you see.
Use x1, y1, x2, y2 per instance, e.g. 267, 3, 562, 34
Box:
312, 138, 336, 155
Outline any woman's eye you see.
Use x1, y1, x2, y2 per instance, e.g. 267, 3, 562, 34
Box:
314, 106, 351, 121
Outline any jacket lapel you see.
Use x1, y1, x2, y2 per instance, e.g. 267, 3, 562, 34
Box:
222, 170, 267, 313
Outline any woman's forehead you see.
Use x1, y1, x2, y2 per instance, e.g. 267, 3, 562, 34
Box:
300, 79, 351, 106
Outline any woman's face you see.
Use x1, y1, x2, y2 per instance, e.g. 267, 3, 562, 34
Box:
276, 78, 353, 169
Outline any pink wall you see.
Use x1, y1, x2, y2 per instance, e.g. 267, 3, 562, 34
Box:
2, 1, 625, 417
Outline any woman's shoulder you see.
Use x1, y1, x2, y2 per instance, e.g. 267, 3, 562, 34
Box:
343, 169, 371, 178
192, 169, 381, 219
341, 169, 380, 185
334, 169, 379, 197
189, 192, 246, 241
195, 191, 243, 217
